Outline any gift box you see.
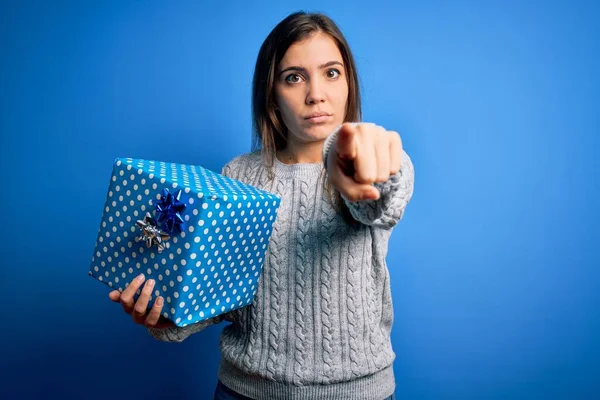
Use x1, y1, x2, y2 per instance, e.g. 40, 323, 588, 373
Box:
89, 157, 281, 327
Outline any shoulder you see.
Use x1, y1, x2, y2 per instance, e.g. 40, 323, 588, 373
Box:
222, 150, 262, 170
220, 150, 263, 179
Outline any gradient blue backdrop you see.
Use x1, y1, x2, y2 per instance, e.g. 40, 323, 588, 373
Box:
1, 1, 598, 399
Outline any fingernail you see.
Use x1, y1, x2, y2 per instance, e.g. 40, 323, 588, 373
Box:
137, 274, 145, 282
156, 297, 163, 306
147, 279, 155, 287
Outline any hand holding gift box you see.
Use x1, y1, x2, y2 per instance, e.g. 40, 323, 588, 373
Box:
108, 272, 175, 329
89, 158, 281, 327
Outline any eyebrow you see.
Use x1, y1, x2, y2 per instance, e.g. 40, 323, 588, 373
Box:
278, 61, 344, 77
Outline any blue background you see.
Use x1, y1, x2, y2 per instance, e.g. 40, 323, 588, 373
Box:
1, 1, 598, 399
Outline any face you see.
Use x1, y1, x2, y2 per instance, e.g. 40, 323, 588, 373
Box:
274, 32, 349, 145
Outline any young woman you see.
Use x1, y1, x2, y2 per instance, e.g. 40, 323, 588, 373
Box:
109, 11, 415, 400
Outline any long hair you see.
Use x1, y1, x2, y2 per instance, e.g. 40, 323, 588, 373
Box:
251, 11, 362, 226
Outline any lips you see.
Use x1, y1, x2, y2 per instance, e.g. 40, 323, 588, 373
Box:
305, 112, 332, 124
305, 114, 331, 124
305, 112, 331, 119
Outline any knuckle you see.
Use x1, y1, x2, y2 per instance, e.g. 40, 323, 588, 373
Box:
393, 131, 403, 145
356, 172, 375, 183
386, 130, 400, 143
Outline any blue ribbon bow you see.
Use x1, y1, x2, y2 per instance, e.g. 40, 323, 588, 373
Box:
154, 188, 187, 234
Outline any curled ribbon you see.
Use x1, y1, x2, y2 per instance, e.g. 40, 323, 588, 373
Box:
154, 188, 186, 234
135, 212, 171, 253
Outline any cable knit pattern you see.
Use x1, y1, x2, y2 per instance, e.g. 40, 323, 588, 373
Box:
293, 179, 311, 385
239, 156, 264, 374
319, 197, 337, 382
366, 237, 386, 369
148, 149, 415, 400
265, 176, 287, 382
345, 223, 365, 378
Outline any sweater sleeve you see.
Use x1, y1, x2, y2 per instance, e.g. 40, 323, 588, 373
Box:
147, 315, 225, 343
146, 159, 241, 342
322, 126, 415, 229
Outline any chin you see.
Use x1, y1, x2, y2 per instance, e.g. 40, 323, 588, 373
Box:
302, 122, 336, 140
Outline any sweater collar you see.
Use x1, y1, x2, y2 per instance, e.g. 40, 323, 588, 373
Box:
271, 155, 325, 180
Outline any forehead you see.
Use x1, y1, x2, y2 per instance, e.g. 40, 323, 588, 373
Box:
279, 32, 343, 67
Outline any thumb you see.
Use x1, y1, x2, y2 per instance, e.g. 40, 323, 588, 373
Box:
109, 290, 121, 302
333, 167, 381, 202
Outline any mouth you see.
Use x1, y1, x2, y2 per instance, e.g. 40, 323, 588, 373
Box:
304, 112, 332, 124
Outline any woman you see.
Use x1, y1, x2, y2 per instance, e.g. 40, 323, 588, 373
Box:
109, 11, 415, 400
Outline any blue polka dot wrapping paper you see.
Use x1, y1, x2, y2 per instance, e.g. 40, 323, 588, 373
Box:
89, 158, 281, 327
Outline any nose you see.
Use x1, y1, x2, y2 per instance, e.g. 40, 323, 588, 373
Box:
305, 78, 326, 105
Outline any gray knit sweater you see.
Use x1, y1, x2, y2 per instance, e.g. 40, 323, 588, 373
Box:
148, 130, 415, 400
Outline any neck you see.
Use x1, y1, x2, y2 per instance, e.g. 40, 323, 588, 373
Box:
276, 139, 324, 165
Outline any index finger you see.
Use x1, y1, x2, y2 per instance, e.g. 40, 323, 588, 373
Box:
120, 273, 146, 310
335, 124, 358, 161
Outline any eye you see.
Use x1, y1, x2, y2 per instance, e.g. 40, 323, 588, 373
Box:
326, 68, 341, 79
285, 73, 303, 84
